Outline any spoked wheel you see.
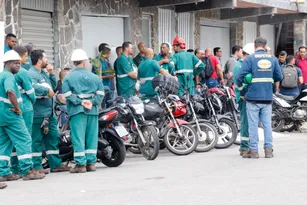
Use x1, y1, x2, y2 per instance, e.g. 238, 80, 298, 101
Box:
193, 122, 218, 152
215, 119, 238, 149
137, 126, 159, 160
271, 111, 285, 132
164, 124, 198, 156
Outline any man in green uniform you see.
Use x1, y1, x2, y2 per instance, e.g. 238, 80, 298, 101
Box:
4, 34, 17, 53
116, 41, 138, 97
0, 50, 45, 181
29, 50, 70, 173
154, 43, 175, 76
172, 37, 205, 95
138, 48, 176, 97
133, 42, 146, 67
233, 43, 254, 156
63, 49, 104, 173
10, 46, 37, 175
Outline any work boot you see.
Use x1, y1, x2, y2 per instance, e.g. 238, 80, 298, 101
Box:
86, 164, 96, 172
23, 170, 45, 181
36, 168, 50, 175
0, 182, 7, 189
264, 148, 274, 158
240, 149, 250, 156
0, 174, 21, 182
70, 165, 87, 174
242, 150, 259, 159
50, 165, 71, 173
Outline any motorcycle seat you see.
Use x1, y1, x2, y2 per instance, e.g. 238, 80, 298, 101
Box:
99, 107, 116, 115
276, 94, 296, 101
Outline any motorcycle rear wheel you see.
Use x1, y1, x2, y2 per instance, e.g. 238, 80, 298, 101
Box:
100, 135, 126, 167
215, 118, 238, 149
193, 122, 218, 152
271, 111, 285, 132
137, 125, 160, 160
164, 124, 198, 156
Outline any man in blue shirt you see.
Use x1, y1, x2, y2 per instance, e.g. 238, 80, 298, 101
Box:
4, 34, 17, 53
276, 55, 303, 96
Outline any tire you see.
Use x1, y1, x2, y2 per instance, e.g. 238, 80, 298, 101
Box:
100, 135, 126, 167
193, 122, 218, 152
164, 124, 198, 156
234, 132, 241, 145
271, 111, 285, 132
137, 126, 160, 160
128, 147, 141, 154
215, 118, 238, 149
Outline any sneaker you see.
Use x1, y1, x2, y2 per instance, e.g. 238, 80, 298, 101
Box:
0, 182, 7, 189
70, 165, 87, 174
86, 164, 96, 172
50, 165, 71, 173
240, 149, 249, 156
242, 150, 259, 159
0, 174, 21, 182
23, 170, 45, 181
36, 168, 50, 175
264, 148, 274, 158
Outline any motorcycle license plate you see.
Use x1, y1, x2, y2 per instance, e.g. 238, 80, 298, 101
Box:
114, 125, 129, 137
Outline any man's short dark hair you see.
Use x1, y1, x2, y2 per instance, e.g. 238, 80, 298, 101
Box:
116, 46, 122, 55
187, 49, 194, 53
25, 43, 34, 55
298, 46, 306, 52
31, 49, 45, 65
232, 45, 242, 55
254, 37, 267, 48
122, 42, 132, 52
213, 47, 221, 56
194, 48, 201, 55
14, 46, 28, 57
286, 55, 294, 64
6, 33, 16, 40
279, 51, 287, 57
98, 43, 109, 53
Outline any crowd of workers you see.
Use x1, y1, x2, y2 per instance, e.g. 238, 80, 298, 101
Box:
1, 31, 305, 189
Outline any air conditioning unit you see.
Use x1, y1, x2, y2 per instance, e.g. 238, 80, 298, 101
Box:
290, 0, 305, 4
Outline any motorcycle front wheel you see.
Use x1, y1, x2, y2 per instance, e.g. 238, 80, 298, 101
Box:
193, 122, 218, 152
215, 118, 238, 149
137, 125, 160, 160
100, 135, 126, 167
164, 124, 198, 156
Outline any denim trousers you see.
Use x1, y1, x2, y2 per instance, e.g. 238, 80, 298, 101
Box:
246, 102, 273, 151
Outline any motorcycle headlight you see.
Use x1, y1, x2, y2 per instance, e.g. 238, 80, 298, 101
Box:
131, 103, 144, 115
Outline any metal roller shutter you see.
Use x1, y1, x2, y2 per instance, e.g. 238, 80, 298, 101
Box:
177, 12, 193, 49
21, 9, 54, 65
158, 8, 175, 46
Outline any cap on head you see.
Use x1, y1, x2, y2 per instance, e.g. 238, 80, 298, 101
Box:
2, 50, 21, 63
243, 43, 255, 55
71, 49, 88, 61
173, 37, 186, 49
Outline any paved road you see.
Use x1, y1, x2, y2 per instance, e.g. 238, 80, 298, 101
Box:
1, 132, 307, 205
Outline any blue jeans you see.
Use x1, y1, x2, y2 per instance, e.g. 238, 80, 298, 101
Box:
102, 87, 114, 108
206, 78, 218, 89
58, 105, 68, 127
246, 102, 273, 152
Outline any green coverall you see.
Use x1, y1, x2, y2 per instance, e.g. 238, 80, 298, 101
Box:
0, 68, 33, 177
28, 66, 62, 170
138, 58, 161, 97
10, 67, 36, 174
116, 54, 137, 98
233, 59, 249, 150
62, 68, 104, 166
153, 54, 175, 76
173, 51, 205, 95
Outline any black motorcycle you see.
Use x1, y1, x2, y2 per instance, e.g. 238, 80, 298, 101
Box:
43, 109, 127, 169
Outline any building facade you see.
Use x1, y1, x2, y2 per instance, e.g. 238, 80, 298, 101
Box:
1, 0, 307, 69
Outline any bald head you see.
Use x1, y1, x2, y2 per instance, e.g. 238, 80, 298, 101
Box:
205, 48, 212, 56
145, 48, 154, 59
138, 42, 147, 54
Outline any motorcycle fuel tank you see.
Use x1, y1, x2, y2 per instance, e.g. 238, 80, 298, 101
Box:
143, 103, 163, 120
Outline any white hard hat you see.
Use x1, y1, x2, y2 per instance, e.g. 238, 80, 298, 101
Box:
2, 50, 21, 63
71, 49, 88, 61
243, 43, 255, 55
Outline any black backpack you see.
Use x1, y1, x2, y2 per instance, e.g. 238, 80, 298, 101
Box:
202, 56, 214, 79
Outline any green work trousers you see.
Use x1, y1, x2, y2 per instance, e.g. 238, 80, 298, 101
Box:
239, 100, 249, 150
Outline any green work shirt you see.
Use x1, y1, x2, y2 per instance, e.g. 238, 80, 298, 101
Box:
22, 56, 32, 71
133, 54, 145, 67
4, 45, 11, 53
173, 51, 205, 95
15, 67, 36, 112
29, 66, 57, 118
0, 68, 23, 126
62, 68, 105, 117
138, 58, 161, 97
116, 54, 137, 98
233, 59, 246, 103
153, 54, 175, 76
